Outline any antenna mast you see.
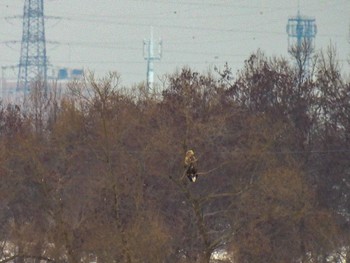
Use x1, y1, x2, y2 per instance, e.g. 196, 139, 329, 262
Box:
143, 27, 162, 92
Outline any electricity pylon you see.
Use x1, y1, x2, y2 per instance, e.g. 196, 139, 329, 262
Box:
17, 0, 48, 99
286, 7, 317, 76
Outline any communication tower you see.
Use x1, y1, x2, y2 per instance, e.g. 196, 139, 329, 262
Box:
143, 27, 162, 92
17, 0, 48, 99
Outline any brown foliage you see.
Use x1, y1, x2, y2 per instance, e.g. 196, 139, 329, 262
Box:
0, 47, 349, 263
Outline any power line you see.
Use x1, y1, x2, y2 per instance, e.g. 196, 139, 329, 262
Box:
36, 14, 346, 40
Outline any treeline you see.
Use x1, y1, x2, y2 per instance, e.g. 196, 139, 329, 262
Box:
0, 49, 349, 263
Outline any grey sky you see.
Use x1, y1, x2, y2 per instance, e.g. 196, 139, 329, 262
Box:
1, 0, 349, 87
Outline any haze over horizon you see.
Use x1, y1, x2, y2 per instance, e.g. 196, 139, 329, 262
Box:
0, 0, 349, 88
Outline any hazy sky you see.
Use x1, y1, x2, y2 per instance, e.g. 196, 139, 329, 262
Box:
0, 0, 349, 87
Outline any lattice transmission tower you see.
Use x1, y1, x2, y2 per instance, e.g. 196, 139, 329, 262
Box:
286, 6, 317, 75
17, 0, 48, 99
